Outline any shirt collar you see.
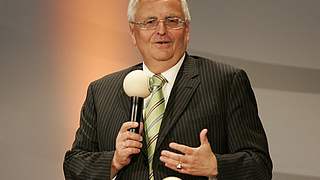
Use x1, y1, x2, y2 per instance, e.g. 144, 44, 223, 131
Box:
143, 53, 185, 85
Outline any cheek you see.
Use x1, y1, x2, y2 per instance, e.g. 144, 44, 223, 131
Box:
137, 33, 152, 46
174, 32, 187, 46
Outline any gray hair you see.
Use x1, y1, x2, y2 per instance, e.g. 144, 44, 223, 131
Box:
127, 0, 191, 22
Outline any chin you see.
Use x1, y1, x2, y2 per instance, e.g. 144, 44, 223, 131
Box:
151, 51, 175, 61
153, 54, 174, 62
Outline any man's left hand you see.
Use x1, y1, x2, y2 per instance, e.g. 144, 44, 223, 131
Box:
159, 129, 218, 177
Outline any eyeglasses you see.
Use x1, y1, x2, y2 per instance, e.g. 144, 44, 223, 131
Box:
130, 17, 186, 30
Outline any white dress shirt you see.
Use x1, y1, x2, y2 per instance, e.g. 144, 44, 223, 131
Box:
143, 53, 185, 108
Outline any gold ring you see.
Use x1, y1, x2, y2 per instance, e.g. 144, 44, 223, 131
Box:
176, 162, 182, 169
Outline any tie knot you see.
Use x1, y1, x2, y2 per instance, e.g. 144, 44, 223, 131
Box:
149, 74, 167, 92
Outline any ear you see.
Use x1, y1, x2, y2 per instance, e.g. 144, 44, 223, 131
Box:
184, 21, 190, 43
129, 24, 137, 46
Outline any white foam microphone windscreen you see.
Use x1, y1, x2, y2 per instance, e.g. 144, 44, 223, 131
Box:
123, 70, 150, 98
162, 177, 182, 180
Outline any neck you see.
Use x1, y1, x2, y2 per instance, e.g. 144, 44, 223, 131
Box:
144, 60, 177, 74
144, 53, 185, 74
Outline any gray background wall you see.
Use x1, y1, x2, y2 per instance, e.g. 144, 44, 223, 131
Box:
188, 1, 320, 179
1, 0, 319, 179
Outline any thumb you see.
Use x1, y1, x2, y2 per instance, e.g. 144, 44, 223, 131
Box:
139, 122, 144, 135
200, 129, 209, 145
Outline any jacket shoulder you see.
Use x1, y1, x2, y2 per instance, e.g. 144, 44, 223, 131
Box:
90, 63, 142, 89
189, 55, 241, 76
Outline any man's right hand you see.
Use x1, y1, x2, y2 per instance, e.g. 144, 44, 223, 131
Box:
111, 122, 143, 177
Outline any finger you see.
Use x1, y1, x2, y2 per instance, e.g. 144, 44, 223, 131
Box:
159, 155, 179, 168
161, 150, 184, 162
116, 148, 140, 163
169, 142, 193, 155
120, 122, 139, 132
200, 129, 209, 145
160, 156, 191, 173
124, 131, 143, 142
121, 147, 141, 156
122, 139, 143, 149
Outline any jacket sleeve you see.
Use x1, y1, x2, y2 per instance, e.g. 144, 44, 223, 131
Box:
216, 70, 273, 180
63, 83, 114, 180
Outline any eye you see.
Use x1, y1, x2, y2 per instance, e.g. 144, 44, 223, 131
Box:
165, 17, 181, 27
167, 17, 179, 23
144, 18, 157, 25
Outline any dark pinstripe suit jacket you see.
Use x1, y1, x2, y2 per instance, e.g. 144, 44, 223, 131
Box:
63, 54, 272, 180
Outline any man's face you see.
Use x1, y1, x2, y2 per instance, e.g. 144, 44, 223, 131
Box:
130, 0, 190, 68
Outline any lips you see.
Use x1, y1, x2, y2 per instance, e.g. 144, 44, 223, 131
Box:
153, 41, 172, 48
155, 41, 171, 44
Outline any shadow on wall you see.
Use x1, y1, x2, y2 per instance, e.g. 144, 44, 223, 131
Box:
274, 172, 320, 180
189, 49, 320, 94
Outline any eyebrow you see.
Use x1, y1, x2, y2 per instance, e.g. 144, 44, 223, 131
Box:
166, 15, 180, 19
143, 16, 158, 20
142, 15, 182, 20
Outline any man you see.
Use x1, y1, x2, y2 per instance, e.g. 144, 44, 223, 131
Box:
63, 0, 273, 179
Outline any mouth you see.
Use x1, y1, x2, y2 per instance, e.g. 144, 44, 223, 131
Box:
155, 41, 171, 44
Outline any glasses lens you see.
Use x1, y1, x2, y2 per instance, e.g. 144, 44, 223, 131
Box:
143, 18, 158, 29
135, 17, 185, 29
165, 17, 184, 28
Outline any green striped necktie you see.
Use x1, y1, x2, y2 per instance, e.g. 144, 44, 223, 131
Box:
145, 74, 167, 180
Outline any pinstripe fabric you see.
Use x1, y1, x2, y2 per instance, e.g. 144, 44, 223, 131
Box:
63, 54, 272, 180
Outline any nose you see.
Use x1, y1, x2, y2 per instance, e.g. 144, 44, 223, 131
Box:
156, 20, 167, 35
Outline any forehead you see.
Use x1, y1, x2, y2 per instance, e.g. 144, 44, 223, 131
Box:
135, 0, 184, 19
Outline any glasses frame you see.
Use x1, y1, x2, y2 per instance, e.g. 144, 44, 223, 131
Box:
130, 17, 187, 30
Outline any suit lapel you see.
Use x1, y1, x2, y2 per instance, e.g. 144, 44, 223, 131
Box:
156, 55, 200, 151
118, 88, 131, 117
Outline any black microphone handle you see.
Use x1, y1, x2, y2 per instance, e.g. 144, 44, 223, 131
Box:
129, 96, 144, 133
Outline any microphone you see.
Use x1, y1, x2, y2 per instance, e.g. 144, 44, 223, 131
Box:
163, 177, 182, 180
123, 70, 150, 133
